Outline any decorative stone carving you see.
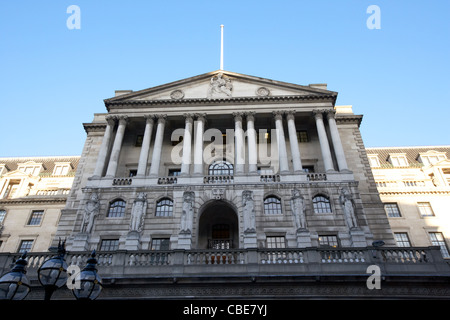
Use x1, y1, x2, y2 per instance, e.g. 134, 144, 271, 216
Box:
256, 87, 270, 97
180, 191, 195, 234
170, 89, 185, 100
242, 190, 256, 233
207, 73, 232, 99
290, 189, 307, 231
130, 192, 147, 232
81, 192, 100, 233
340, 187, 358, 229
212, 188, 225, 200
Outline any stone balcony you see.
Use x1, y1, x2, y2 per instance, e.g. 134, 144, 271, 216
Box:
1, 246, 450, 299
88, 171, 355, 189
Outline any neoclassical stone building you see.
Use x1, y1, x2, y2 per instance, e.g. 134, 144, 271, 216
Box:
54, 70, 395, 253
3, 70, 449, 300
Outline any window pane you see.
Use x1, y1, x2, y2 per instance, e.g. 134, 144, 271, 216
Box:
264, 196, 282, 215
418, 202, 434, 217
318, 235, 339, 248
107, 200, 126, 217
384, 203, 401, 217
151, 238, 170, 250
266, 236, 286, 249
156, 198, 173, 217
0, 210, 6, 224
394, 233, 411, 247
208, 160, 234, 176
429, 232, 450, 258
313, 196, 331, 213
18, 240, 33, 253
28, 210, 44, 225
100, 239, 119, 251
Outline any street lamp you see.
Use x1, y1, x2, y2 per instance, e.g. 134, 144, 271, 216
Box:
0, 252, 31, 300
38, 239, 68, 300
72, 250, 103, 300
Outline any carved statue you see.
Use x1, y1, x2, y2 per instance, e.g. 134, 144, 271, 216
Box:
340, 188, 358, 229
180, 191, 195, 234
81, 192, 100, 233
243, 190, 256, 233
130, 192, 147, 232
290, 189, 307, 231
207, 73, 232, 98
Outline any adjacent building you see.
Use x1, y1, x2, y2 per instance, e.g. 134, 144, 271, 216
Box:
0, 156, 79, 253
366, 146, 450, 258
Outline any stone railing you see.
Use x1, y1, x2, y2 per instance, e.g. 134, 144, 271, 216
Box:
260, 174, 280, 183
112, 178, 132, 186
1, 247, 449, 280
307, 173, 327, 181
203, 175, 234, 184
157, 177, 178, 185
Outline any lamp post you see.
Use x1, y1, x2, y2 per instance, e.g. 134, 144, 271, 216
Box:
0, 252, 31, 300
37, 240, 68, 300
72, 250, 103, 300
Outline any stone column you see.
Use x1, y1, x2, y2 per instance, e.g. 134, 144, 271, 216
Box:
149, 114, 167, 177
105, 115, 128, 177
326, 110, 350, 172
313, 110, 334, 172
286, 111, 303, 173
92, 115, 116, 178
246, 112, 258, 174
233, 112, 245, 174
136, 115, 154, 177
181, 114, 194, 176
193, 113, 206, 175
273, 111, 289, 174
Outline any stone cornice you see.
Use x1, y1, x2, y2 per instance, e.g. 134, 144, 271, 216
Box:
335, 114, 363, 127
83, 123, 107, 133
104, 94, 337, 112
0, 197, 68, 205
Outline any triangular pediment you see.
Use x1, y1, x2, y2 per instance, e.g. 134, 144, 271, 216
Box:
104, 70, 337, 107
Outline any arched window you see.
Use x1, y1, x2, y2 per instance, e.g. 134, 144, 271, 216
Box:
208, 160, 234, 176
156, 198, 173, 217
264, 196, 282, 215
313, 195, 332, 213
107, 199, 126, 217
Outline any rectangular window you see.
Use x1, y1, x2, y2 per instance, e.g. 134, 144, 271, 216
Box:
368, 155, 380, 167
429, 232, 450, 259
318, 235, 339, 248
0, 210, 6, 224
129, 169, 137, 177
135, 135, 144, 147
151, 238, 170, 250
266, 236, 286, 249
418, 202, 435, 217
18, 240, 33, 253
99, 239, 119, 251
168, 169, 181, 176
296, 130, 309, 142
302, 165, 315, 173
53, 165, 69, 176
390, 155, 408, 167
28, 210, 44, 225
394, 233, 411, 247
384, 203, 401, 217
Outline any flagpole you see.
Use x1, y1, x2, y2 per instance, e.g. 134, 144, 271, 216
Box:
220, 24, 224, 70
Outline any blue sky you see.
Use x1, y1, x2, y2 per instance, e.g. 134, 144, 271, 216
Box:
0, 0, 449, 156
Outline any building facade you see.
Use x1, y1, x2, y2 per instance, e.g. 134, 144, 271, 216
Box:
1, 71, 449, 299
54, 70, 395, 253
0, 156, 79, 253
367, 146, 450, 258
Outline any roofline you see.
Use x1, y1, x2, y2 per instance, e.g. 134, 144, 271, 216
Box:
103, 69, 338, 103
0, 155, 81, 160
366, 145, 450, 150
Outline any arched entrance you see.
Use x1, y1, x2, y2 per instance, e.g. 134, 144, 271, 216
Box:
197, 200, 239, 249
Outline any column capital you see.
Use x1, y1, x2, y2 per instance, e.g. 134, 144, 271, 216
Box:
117, 115, 129, 125
324, 109, 337, 119
105, 115, 117, 126
194, 113, 207, 122
245, 111, 256, 121
272, 110, 284, 121
286, 110, 296, 120
232, 112, 244, 121
143, 114, 155, 124
183, 113, 194, 121
312, 109, 325, 119
155, 114, 167, 124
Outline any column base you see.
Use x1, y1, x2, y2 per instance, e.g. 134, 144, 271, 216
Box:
296, 229, 312, 248
243, 231, 257, 249
177, 232, 192, 250
72, 233, 91, 251
349, 228, 367, 247
124, 231, 141, 250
